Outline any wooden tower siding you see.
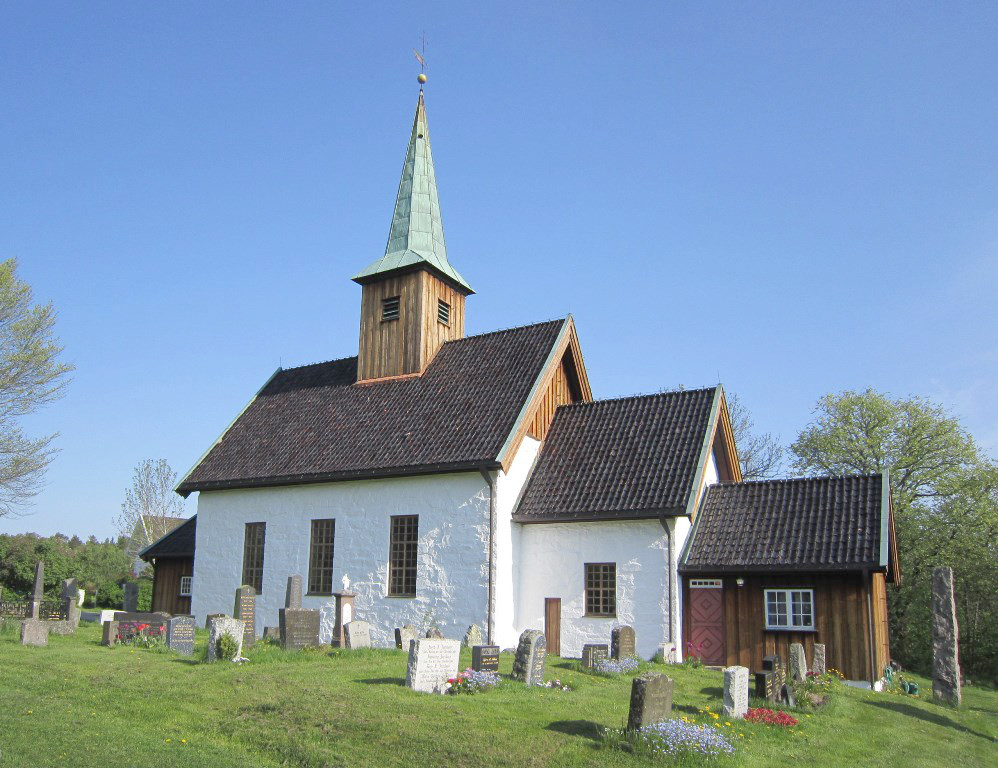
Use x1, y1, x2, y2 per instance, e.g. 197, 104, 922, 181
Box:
684, 572, 881, 682
871, 571, 891, 676
357, 269, 466, 382
151, 557, 193, 615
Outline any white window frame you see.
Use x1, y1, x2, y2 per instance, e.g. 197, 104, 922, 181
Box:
764, 588, 815, 631
179, 576, 193, 597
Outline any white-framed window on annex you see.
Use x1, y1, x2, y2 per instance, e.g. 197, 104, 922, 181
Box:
179, 576, 193, 597
764, 589, 815, 630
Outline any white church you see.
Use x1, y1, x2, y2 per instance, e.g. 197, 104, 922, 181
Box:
160, 82, 895, 676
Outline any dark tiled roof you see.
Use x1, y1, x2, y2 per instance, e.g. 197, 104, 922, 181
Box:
177, 320, 566, 494
681, 474, 887, 573
513, 387, 719, 522
140, 516, 196, 560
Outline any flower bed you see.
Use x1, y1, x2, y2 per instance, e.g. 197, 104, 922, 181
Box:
592, 656, 642, 676
745, 707, 798, 727
636, 719, 736, 759
446, 669, 502, 694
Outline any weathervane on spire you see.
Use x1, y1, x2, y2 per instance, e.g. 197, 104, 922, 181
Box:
413, 32, 428, 88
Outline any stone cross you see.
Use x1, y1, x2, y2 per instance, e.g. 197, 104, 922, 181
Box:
789, 643, 808, 682
611, 625, 636, 659
723, 665, 749, 718
812, 643, 826, 676
206, 616, 245, 662
395, 624, 420, 651
463, 623, 484, 647
29, 561, 45, 619
406, 638, 461, 694
627, 673, 674, 730
285, 575, 303, 610
931, 566, 961, 706
233, 585, 257, 648
123, 582, 139, 612
344, 619, 372, 649
512, 629, 546, 686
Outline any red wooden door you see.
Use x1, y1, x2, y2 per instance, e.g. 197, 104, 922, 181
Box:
688, 581, 724, 665
544, 598, 561, 656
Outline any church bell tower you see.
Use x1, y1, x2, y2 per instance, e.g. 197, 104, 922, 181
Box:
352, 79, 474, 382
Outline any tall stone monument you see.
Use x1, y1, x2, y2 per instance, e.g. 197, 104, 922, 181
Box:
812, 643, 826, 676
29, 561, 45, 619
931, 566, 961, 706
723, 665, 749, 719
123, 582, 139, 612
788, 643, 807, 682
512, 629, 547, 686
234, 585, 257, 649
61, 578, 81, 627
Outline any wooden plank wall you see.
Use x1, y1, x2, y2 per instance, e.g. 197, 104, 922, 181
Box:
419, 270, 465, 369
526, 359, 573, 441
871, 571, 891, 676
151, 558, 193, 615
689, 573, 876, 681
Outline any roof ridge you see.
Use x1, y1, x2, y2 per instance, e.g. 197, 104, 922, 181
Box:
278, 355, 358, 374
446, 317, 566, 344
710, 472, 883, 488
558, 386, 718, 409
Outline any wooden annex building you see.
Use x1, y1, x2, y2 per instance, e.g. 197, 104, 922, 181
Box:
139, 515, 196, 615
679, 473, 900, 682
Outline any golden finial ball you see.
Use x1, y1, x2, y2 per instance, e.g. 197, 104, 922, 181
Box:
417, 73, 428, 84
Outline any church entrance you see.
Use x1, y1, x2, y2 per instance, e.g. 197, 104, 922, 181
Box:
688, 579, 724, 665
544, 597, 561, 656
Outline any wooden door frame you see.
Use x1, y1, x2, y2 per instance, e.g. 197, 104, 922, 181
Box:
544, 597, 561, 657
683, 577, 726, 665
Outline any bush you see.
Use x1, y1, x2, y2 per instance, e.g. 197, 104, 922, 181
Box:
214, 633, 239, 662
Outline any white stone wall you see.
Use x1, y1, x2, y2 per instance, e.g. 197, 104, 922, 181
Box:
514, 519, 673, 659
190, 472, 492, 647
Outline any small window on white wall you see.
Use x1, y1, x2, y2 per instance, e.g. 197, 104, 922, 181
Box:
179, 576, 193, 597
764, 589, 814, 630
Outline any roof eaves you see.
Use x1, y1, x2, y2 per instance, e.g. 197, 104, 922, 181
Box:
138, 515, 196, 561
512, 507, 682, 524
879, 469, 890, 570
176, 367, 284, 498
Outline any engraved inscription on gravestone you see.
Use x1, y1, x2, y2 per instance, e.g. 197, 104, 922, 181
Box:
472, 644, 500, 672
611, 625, 636, 659
234, 585, 257, 649
344, 619, 372, 649
406, 638, 461, 694
166, 615, 196, 656
512, 629, 546, 686
279, 608, 321, 650
627, 673, 674, 730
582, 643, 609, 669
723, 665, 749, 719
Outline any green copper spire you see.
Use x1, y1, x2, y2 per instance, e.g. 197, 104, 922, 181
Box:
352, 89, 474, 294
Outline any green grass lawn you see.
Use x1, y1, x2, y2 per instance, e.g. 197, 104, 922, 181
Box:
0, 621, 994, 767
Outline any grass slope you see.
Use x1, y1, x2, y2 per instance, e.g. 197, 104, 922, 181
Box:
0, 622, 995, 767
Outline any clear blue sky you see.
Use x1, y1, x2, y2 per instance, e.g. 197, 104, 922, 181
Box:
2, 2, 996, 539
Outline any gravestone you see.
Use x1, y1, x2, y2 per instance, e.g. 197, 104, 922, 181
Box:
123, 582, 139, 612
582, 643, 609, 669
279, 608, 321, 650
812, 643, 826, 676
789, 643, 807, 682
285, 575, 303, 610
20, 619, 49, 647
102, 620, 119, 647
762, 654, 781, 672
60, 578, 78, 600
233, 585, 257, 649
116, 612, 169, 642
29, 561, 45, 619
780, 683, 796, 708
723, 665, 749, 718
931, 566, 961, 706
626, 672, 674, 730
166, 615, 196, 656
205, 612, 224, 629
472, 644, 500, 672
206, 616, 245, 662
395, 624, 421, 650
463, 624, 484, 647
61, 579, 81, 628
49, 620, 75, 636
754, 671, 774, 701
425, 627, 444, 639
344, 619, 372, 649
611, 625, 636, 659
263, 626, 280, 641
512, 629, 547, 686
405, 638, 461, 694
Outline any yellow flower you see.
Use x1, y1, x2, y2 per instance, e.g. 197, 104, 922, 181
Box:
165, 738, 172, 744
181, 739, 188, 744
26, 710, 33, 715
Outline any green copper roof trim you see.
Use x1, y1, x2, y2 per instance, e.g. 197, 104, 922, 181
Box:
353, 90, 474, 294
879, 469, 890, 570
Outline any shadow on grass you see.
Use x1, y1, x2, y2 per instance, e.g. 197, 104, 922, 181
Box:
673, 703, 700, 715
168, 657, 201, 666
355, 677, 405, 686
699, 686, 723, 697
861, 700, 996, 742
545, 720, 603, 743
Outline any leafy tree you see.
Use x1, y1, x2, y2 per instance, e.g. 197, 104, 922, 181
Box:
114, 459, 186, 563
0, 259, 73, 516
726, 391, 784, 480
790, 389, 996, 678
